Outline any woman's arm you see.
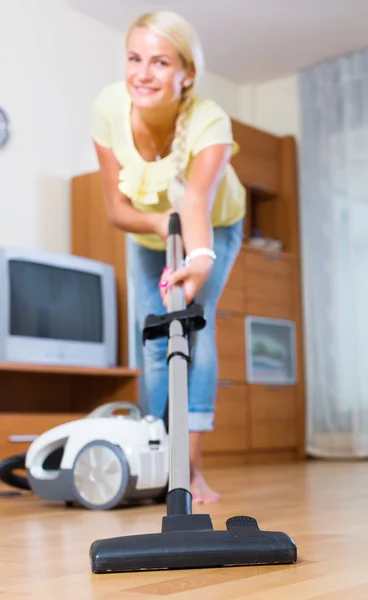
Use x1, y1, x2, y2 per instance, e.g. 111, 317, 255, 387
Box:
94, 142, 163, 235
160, 143, 233, 306
180, 143, 232, 255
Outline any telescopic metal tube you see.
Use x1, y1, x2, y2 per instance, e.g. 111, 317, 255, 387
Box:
166, 215, 191, 494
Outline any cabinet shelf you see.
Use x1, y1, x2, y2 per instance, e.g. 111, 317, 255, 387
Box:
0, 362, 140, 377
242, 243, 295, 261
0, 361, 140, 456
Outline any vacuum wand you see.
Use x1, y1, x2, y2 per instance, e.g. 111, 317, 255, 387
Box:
165, 213, 191, 500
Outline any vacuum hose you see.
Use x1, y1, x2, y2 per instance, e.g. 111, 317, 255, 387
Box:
0, 453, 30, 490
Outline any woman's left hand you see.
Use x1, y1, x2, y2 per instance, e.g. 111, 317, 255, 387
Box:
159, 256, 214, 307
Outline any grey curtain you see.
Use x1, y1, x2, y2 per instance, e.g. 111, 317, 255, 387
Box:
298, 49, 368, 458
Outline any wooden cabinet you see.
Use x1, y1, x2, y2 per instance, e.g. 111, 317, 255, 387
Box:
203, 126, 305, 464
203, 383, 248, 453
243, 249, 295, 319
0, 412, 85, 462
248, 385, 298, 450
0, 363, 140, 461
217, 252, 246, 314
231, 120, 280, 193
204, 241, 303, 465
216, 313, 245, 382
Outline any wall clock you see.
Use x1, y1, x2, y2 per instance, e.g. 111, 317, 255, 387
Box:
0, 107, 10, 149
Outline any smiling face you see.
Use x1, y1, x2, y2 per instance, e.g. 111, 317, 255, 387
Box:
126, 26, 194, 110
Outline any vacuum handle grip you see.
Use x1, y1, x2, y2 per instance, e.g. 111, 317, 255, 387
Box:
168, 212, 181, 237
87, 402, 143, 420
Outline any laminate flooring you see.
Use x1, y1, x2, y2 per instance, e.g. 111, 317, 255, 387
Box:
1, 460, 367, 599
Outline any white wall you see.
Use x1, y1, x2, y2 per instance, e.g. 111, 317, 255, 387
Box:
198, 72, 242, 121
0, 0, 124, 252
199, 71, 299, 137
239, 75, 300, 140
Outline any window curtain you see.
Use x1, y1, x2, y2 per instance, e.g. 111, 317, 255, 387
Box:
298, 49, 368, 458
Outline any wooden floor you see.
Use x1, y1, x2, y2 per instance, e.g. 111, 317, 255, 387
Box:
1, 460, 368, 599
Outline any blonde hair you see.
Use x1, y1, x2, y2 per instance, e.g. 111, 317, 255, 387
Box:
126, 10, 205, 208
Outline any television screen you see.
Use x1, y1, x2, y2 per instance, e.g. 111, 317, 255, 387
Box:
9, 260, 103, 343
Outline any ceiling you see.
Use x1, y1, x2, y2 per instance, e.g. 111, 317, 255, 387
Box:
66, 0, 368, 83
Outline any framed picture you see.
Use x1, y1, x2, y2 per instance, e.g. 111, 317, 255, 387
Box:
245, 316, 297, 384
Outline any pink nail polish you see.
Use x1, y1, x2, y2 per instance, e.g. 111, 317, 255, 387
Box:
159, 280, 168, 288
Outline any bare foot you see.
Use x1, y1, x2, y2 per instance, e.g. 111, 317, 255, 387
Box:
191, 470, 221, 504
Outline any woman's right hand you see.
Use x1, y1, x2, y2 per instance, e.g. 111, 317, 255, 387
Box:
158, 254, 213, 307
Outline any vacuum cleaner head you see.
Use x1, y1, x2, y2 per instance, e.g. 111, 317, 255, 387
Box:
90, 502, 297, 573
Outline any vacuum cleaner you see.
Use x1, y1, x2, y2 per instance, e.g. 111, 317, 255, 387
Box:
0, 402, 169, 509
89, 212, 298, 573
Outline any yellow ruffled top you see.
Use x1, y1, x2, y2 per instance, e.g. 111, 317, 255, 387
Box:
91, 81, 245, 250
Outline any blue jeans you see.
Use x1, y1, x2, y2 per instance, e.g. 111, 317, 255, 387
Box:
127, 219, 244, 431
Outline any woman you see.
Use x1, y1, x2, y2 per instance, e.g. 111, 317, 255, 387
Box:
91, 10, 245, 503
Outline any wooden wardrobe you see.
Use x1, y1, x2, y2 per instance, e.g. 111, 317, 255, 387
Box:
70, 118, 306, 467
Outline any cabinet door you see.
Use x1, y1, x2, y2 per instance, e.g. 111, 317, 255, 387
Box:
231, 120, 280, 193
249, 385, 297, 450
217, 252, 246, 314
204, 382, 248, 453
0, 413, 86, 461
216, 313, 245, 382
244, 250, 294, 319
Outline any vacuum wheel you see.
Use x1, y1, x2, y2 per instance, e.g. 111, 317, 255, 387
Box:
72, 441, 130, 510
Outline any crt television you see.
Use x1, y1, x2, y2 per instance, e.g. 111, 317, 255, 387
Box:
0, 247, 117, 368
